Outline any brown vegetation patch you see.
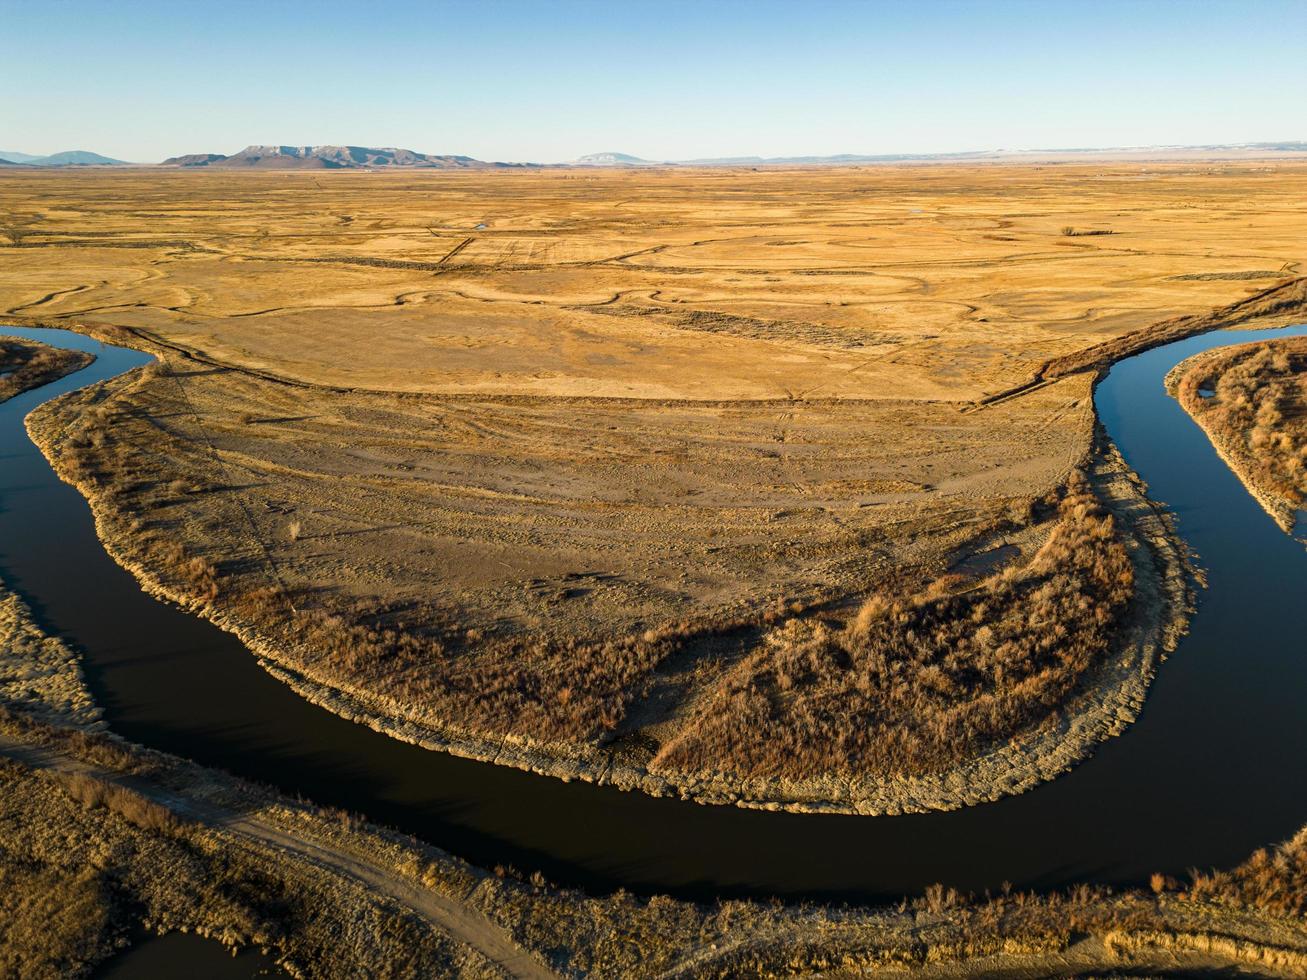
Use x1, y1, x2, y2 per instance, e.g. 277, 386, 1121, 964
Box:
652, 476, 1133, 780
1188, 825, 1307, 919
1173, 336, 1307, 532
0, 336, 90, 401
0, 745, 504, 979
55, 769, 182, 834
0, 582, 103, 728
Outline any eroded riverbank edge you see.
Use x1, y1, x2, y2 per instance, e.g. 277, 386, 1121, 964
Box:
9, 310, 1200, 817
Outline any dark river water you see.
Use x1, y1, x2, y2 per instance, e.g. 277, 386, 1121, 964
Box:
2, 323, 1306, 905
94, 932, 282, 979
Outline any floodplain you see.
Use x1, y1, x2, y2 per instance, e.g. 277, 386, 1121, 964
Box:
4, 162, 1307, 812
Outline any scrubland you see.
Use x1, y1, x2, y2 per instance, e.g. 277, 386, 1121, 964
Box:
6, 189, 1307, 978
0, 734, 511, 980
2, 576, 1307, 979
653, 476, 1134, 781
1172, 336, 1307, 537
2, 632, 1307, 979
0, 575, 530, 979
4, 164, 1307, 811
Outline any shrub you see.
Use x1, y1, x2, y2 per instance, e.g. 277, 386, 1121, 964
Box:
652, 474, 1134, 781
55, 771, 181, 835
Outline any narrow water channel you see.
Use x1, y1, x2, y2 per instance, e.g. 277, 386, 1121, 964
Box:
2, 323, 1305, 903
93, 932, 283, 979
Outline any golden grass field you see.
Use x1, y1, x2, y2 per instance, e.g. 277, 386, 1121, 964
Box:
4, 163, 1307, 809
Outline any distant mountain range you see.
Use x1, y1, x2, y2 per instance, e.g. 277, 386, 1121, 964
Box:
572, 141, 1307, 167
161, 145, 520, 169
2, 140, 1305, 171
0, 150, 127, 166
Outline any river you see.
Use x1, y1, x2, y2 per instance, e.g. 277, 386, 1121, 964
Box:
1, 323, 1305, 904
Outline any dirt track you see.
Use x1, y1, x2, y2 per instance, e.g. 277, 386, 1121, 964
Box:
0, 735, 558, 980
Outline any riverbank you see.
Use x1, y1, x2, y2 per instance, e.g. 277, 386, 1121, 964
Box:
0, 335, 91, 402
5, 670, 1307, 979
0, 577, 544, 979
0, 342, 543, 979
1167, 335, 1307, 540
5, 327, 1307, 976
3, 588, 1307, 979
17, 311, 1195, 817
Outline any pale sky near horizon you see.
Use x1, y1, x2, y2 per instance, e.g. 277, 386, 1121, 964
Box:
4, 0, 1304, 164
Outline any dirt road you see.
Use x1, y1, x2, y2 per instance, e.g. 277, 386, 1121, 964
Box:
0, 734, 560, 980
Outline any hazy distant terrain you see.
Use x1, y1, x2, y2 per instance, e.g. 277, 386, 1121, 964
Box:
571, 140, 1307, 167
0, 150, 126, 166
7, 139, 1307, 170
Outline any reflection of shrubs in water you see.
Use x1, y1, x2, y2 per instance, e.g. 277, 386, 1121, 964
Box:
651, 473, 1135, 781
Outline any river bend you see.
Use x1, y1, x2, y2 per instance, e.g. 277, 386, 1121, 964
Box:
2, 323, 1305, 902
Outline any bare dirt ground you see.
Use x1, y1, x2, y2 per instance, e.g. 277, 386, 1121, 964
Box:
1170, 336, 1307, 539
4, 164, 1307, 811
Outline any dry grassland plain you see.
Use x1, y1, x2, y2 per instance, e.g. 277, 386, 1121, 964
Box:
4, 163, 1307, 812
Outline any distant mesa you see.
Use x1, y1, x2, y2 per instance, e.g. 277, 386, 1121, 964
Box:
161, 153, 229, 168
571, 152, 664, 167
162, 145, 517, 170
0, 150, 127, 166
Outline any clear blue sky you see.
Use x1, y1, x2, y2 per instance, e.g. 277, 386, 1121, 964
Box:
4, 0, 1304, 163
